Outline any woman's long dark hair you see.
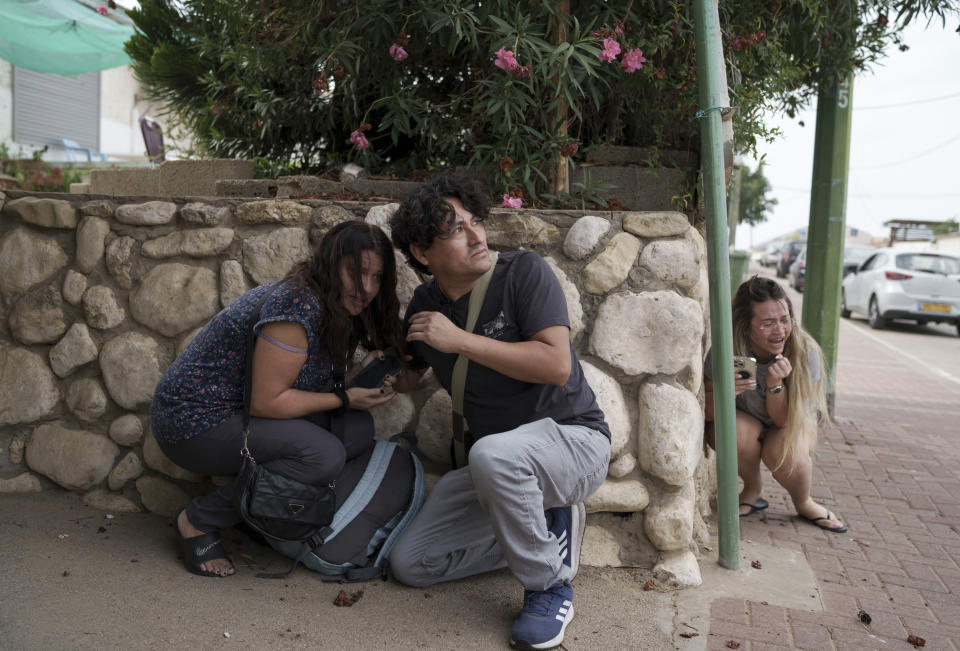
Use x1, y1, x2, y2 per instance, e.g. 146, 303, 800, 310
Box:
287, 221, 405, 364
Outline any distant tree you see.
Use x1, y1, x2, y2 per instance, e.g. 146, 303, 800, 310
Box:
735, 163, 778, 226
932, 218, 959, 236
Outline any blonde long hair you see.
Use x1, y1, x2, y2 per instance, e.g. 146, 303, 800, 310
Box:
732, 276, 830, 471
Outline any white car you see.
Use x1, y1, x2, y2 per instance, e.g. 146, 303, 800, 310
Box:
841, 248, 960, 335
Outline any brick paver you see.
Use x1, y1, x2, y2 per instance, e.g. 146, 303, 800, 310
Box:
706, 274, 960, 650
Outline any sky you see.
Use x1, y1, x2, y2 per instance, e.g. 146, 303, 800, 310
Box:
736, 18, 960, 249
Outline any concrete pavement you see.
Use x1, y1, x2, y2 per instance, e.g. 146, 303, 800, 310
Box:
3, 268, 958, 650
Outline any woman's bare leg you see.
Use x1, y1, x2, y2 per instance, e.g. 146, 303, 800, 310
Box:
760, 427, 844, 529
735, 411, 765, 515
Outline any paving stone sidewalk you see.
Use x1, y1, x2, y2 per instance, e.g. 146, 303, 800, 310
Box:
705, 311, 960, 649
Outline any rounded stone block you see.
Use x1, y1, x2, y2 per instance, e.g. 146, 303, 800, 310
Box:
579, 360, 630, 459
0, 473, 44, 494
181, 202, 230, 225
581, 524, 622, 567
371, 392, 415, 441
62, 270, 87, 306
66, 378, 108, 422
82, 285, 126, 330
219, 259, 249, 308
241, 228, 311, 285
643, 483, 695, 551
0, 345, 60, 425
108, 451, 144, 491
3, 196, 76, 229
99, 332, 165, 410
130, 263, 219, 337
49, 323, 99, 377
0, 227, 68, 299
583, 232, 642, 294
76, 215, 110, 273
415, 388, 453, 466
105, 235, 136, 289
544, 257, 584, 341
108, 414, 144, 446
25, 422, 118, 490
115, 201, 177, 225
365, 202, 399, 238
637, 383, 703, 486
83, 489, 140, 513
485, 212, 560, 248
136, 476, 191, 518
563, 215, 610, 260
653, 549, 702, 587
589, 291, 704, 376
584, 478, 650, 513
608, 453, 637, 478
638, 239, 700, 290
622, 211, 689, 237
236, 200, 312, 225
9, 283, 67, 344
141, 228, 234, 258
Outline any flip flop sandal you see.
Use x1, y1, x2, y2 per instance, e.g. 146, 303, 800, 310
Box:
174, 509, 234, 577
798, 510, 848, 533
738, 497, 769, 517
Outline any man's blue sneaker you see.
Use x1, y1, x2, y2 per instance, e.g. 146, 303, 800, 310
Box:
545, 503, 584, 578
510, 582, 574, 650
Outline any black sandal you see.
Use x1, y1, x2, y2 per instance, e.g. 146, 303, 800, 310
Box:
174, 509, 234, 577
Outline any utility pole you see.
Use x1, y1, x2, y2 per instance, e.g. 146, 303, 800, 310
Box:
694, 0, 739, 570
802, 73, 854, 415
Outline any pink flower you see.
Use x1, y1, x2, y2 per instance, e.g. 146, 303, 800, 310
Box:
350, 129, 370, 149
620, 48, 646, 73
494, 47, 519, 71
389, 44, 409, 62
512, 65, 530, 79
599, 37, 621, 63
212, 107, 220, 115
96, 5, 108, 15
502, 195, 522, 209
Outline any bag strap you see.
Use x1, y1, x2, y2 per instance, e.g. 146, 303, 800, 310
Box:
241, 281, 282, 460
449, 251, 498, 468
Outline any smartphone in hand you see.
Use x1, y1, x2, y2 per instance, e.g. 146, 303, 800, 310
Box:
733, 356, 757, 382
350, 348, 401, 389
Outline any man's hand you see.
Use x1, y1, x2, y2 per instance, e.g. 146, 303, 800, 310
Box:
406, 311, 466, 354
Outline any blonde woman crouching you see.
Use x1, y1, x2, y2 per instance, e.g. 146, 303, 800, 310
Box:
705, 275, 846, 533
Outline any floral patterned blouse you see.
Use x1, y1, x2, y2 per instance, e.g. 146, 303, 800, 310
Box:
150, 280, 335, 443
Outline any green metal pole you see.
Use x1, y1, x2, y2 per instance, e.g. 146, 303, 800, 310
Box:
802, 73, 854, 415
694, 0, 739, 569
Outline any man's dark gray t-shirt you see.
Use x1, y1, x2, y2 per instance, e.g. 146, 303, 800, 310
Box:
404, 250, 610, 440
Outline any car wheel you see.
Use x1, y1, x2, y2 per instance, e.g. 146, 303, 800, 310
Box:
840, 290, 851, 318
868, 296, 886, 330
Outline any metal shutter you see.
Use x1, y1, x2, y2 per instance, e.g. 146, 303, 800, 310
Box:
12, 67, 100, 150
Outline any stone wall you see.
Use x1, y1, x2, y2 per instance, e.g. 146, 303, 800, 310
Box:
0, 189, 713, 586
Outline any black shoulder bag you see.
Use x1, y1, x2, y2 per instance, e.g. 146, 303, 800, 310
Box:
234, 282, 338, 576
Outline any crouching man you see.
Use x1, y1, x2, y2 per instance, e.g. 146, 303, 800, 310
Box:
384, 175, 611, 649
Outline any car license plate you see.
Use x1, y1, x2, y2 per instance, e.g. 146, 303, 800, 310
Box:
919, 302, 950, 313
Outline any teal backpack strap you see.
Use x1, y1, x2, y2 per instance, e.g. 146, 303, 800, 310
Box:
323, 440, 395, 544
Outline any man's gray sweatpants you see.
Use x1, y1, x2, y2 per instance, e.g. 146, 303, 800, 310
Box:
390, 418, 610, 591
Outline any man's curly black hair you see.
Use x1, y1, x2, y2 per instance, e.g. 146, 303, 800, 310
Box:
389, 175, 490, 275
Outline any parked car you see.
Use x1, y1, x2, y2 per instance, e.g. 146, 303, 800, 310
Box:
788, 247, 807, 291
842, 245, 876, 278
777, 240, 806, 278
760, 241, 783, 267
840, 248, 960, 335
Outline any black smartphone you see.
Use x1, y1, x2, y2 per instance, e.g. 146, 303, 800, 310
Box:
350, 348, 401, 388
